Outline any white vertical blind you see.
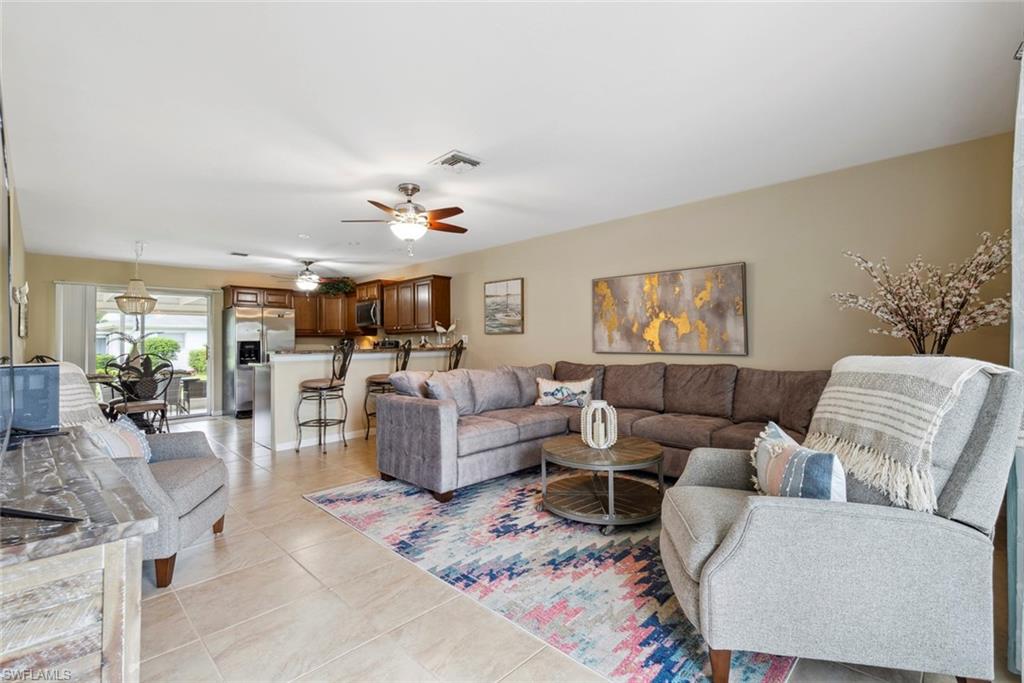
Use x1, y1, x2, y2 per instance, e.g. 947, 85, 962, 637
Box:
54, 282, 96, 371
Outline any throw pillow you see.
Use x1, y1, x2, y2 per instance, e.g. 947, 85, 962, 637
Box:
535, 377, 593, 408
751, 422, 846, 502
389, 370, 433, 398
503, 364, 553, 407
425, 369, 476, 416
86, 415, 154, 462
467, 368, 521, 412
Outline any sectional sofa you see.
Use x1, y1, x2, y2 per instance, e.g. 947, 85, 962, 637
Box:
376, 361, 829, 501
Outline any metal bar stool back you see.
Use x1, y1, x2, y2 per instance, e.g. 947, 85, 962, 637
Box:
364, 340, 413, 440
295, 338, 356, 453
446, 339, 465, 371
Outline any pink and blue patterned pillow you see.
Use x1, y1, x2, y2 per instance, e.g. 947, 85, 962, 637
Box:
86, 415, 154, 462
752, 422, 846, 501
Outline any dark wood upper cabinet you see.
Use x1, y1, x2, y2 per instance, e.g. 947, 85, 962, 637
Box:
397, 282, 415, 330
383, 284, 399, 331
224, 286, 262, 308
383, 275, 451, 334
318, 295, 347, 336
356, 282, 383, 302
294, 292, 318, 335
345, 293, 361, 335
263, 289, 294, 308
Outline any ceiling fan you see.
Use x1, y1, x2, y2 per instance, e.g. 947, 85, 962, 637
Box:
342, 183, 467, 255
269, 259, 334, 291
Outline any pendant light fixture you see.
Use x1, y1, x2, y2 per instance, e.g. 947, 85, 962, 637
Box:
115, 241, 157, 315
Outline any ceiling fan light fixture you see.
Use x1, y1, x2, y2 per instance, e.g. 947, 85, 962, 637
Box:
295, 275, 319, 291
389, 220, 428, 242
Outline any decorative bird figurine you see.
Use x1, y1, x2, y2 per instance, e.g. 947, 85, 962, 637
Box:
435, 320, 457, 345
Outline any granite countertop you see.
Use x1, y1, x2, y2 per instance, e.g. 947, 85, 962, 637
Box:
0, 427, 158, 567
275, 345, 458, 356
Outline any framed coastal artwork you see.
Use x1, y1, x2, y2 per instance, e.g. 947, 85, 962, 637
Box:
484, 278, 524, 334
592, 262, 747, 355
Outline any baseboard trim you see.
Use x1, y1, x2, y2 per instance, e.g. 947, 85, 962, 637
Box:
275, 427, 375, 452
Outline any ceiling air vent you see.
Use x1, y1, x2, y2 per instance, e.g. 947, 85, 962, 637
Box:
428, 150, 482, 174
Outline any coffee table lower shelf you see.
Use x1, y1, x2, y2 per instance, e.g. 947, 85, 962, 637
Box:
538, 473, 662, 535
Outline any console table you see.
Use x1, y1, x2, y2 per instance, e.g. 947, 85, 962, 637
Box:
0, 428, 157, 681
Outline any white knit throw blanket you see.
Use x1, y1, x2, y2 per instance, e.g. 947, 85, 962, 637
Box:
804, 355, 1020, 513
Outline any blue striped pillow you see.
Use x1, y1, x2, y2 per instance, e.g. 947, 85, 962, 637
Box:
752, 422, 846, 501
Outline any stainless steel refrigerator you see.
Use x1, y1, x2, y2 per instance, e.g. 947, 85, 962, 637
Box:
222, 306, 295, 418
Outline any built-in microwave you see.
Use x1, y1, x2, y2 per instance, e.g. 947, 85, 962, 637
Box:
355, 300, 381, 328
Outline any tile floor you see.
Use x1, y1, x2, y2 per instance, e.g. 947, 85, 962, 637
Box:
138, 417, 1016, 682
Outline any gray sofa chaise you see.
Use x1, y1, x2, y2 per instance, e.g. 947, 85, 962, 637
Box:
376, 361, 829, 501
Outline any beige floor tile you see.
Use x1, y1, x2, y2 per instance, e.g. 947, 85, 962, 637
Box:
140, 594, 198, 661
290, 468, 369, 494
501, 647, 607, 683
260, 511, 356, 552
175, 555, 322, 637
244, 495, 329, 529
204, 589, 382, 682
295, 634, 438, 682
172, 529, 284, 588
390, 595, 545, 682
229, 481, 302, 514
141, 640, 222, 682
291, 533, 399, 587
186, 506, 254, 548
790, 659, 886, 683
331, 557, 458, 631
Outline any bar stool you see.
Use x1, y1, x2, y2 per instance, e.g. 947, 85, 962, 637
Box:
446, 339, 465, 371
295, 338, 355, 453
364, 340, 413, 440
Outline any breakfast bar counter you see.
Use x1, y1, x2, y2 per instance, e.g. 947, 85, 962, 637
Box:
261, 347, 456, 451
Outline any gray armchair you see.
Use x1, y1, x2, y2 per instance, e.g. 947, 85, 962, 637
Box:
112, 432, 228, 586
58, 361, 228, 587
660, 370, 1024, 683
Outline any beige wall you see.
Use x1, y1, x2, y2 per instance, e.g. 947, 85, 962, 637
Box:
372, 133, 1013, 371
1, 184, 27, 362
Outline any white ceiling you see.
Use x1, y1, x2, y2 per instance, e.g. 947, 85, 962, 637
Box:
4, 2, 1022, 278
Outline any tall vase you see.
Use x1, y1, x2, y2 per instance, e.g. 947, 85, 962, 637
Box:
581, 400, 617, 449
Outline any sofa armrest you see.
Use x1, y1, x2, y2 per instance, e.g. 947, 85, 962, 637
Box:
375, 394, 459, 494
676, 448, 754, 491
111, 457, 177, 559
700, 495, 994, 678
146, 431, 216, 463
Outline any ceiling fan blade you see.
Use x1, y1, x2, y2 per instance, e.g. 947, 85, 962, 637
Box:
367, 200, 396, 215
427, 221, 468, 234
425, 206, 463, 221
340, 219, 389, 223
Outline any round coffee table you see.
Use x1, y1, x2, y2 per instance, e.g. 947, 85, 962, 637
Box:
538, 435, 665, 535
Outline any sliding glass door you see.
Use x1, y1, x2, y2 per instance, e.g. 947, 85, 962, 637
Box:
94, 287, 213, 419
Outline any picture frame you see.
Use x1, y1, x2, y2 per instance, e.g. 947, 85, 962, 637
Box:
592, 262, 747, 355
484, 278, 524, 335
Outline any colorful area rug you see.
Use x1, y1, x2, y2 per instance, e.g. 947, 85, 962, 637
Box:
305, 469, 795, 683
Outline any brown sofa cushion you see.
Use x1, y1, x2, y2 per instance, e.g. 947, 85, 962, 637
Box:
663, 364, 738, 418
568, 407, 658, 436
603, 363, 666, 412
632, 414, 732, 450
732, 368, 829, 431
710, 421, 804, 450
554, 361, 605, 400
779, 370, 830, 433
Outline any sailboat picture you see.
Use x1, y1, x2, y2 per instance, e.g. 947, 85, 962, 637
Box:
484, 278, 524, 334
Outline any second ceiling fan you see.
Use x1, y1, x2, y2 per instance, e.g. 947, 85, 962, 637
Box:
342, 183, 467, 255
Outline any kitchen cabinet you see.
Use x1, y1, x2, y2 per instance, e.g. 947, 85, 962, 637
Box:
294, 292, 318, 335
318, 295, 348, 336
263, 289, 294, 308
383, 284, 399, 331
345, 294, 361, 335
224, 286, 262, 308
383, 275, 451, 334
